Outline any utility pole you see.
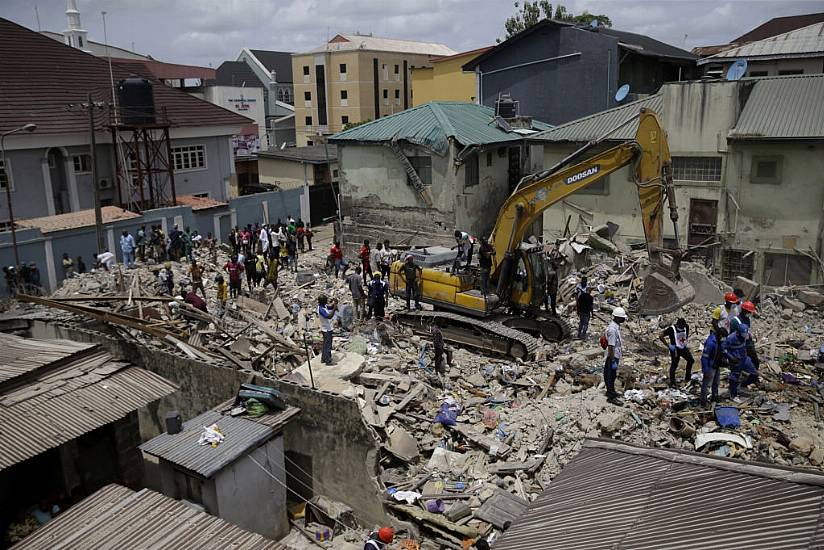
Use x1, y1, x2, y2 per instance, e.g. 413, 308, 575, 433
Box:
88, 93, 104, 254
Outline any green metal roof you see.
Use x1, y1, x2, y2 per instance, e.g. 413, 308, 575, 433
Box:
328, 101, 551, 155
730, 74, 824, 140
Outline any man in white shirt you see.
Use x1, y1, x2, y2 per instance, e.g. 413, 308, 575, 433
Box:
604, 306, 627, 405
317, 294, 338, 364
95, 250, 116, 271
259, 226, 270, 255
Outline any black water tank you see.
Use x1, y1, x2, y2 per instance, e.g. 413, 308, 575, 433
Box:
117, 76, 155, 125
496, 95, 517, 119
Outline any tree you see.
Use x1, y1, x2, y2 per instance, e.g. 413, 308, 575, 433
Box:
502, 1, 611, 40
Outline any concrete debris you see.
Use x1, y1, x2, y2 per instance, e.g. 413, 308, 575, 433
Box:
7, 223, 824, 549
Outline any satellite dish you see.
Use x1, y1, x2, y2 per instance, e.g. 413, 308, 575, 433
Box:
726, 59, 748, 81
615, 84, 630, 102
590, 19, 599, 28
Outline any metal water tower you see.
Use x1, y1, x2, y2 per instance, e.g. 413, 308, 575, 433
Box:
117, 77, 155, 125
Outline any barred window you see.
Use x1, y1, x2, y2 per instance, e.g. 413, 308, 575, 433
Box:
672, 156, 722, 182
172, 145, 206, 171
407, 156, 432, 186
73, 154, 92, 173
0, 159, 11, 190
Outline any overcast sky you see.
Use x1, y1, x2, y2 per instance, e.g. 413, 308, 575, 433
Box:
4, 0, 823, 67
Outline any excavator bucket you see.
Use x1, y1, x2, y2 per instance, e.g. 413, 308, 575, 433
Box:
637, 270, 695, 315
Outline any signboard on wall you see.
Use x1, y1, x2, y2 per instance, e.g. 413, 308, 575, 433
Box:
228, 94, 257, 111
233, 133, 260, 156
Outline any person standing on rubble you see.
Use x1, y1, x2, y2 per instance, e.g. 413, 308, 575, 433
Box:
189, 259, 206, 298
305, 225, 314, 251
347, 266, 367, 321
402, 255, 422, 310
660, 318, 695, 388
62, 253, 75, 278
364, 527, 394, 550
545, 258, 559, 315
431, 324, 453, 374
604, 307, 627, 405
330, 241, 347, 278
259, 224, 270, 256
286, 233, 298, 273
136, 225, 146, 262
215, 275, 228, 317
76, 256, 86, 275
317, 294, 337, 365
722, 323, 759, 403
367, 272, 389, 320
575, 275, 588, 298
712, 292, 740, 334
360, 239, 372, 278
379, 241, 393, 280
370, 243, 383, 281
700, 326, 727, 407
478, 236, 495, 295
576, 286, 594, 340
243, 253, 256, 293
262, 253, 279, 290
120, 230, 136, 269
224, 254, 244, 299
731, 300, 760, 371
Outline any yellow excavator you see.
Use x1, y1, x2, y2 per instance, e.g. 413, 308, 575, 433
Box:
389, 108, 694, 358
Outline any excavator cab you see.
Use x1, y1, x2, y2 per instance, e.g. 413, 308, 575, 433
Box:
508, 246, 548, 312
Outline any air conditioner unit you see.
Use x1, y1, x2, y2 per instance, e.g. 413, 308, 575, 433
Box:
99, 178, 112, 190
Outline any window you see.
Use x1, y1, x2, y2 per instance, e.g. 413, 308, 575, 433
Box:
749, 70, 768, 77
721, 249, 755, 284
778, 69, 803, 76
277, 89, 285, 101
0, 159, 11, 190
672, 156, 722, 182
339, 63, 347, 74
73, 154, 92, 173
407, 156, 432, 186
304, 91, 311, 101
78, 36, 84, 48
305, 116, 313, 126
576, 175, 608, 194
383, 89, 388, 98
340, 90, 348, 100
486, 152, 493, 167
303, 65, 310, 75
394, 64, 399, 74
465, 154, 479, 187
171, 145, 206, 171
333, 169, 339, 178
764, 252, 812, 286
394, 89, 400, 98
283, 89, 292, 104
750, 155, 782, 184
341, 115, 349, 124
307, 140, 314, 146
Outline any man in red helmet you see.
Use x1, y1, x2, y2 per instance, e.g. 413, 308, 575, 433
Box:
732, 300, 760, 371
711, 292, 740, 334
364, 526, 394, 549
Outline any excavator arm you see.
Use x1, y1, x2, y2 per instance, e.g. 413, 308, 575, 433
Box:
489, 108, 693, 314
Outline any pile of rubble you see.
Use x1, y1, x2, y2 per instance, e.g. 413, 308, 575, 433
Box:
6, 227, 824, 549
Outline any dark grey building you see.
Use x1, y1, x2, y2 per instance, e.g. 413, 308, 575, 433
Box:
463, 20, 697, 125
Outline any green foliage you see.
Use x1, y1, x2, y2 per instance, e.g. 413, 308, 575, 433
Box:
503, 1, 612, 39
342, 119, 372, 131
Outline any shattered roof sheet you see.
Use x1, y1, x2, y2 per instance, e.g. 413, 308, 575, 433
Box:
730, 74, 824, 140
329, 101, 551, 154
17, 206, 141, 233
257, 144, 338, 163
0, 332, 178, 471
0, 334, 94, 384
699, 22, 824, 63
11, 484, 288, 549
140, 410, 281, 477
531, 93, 663, 142
495, 439, 824, 550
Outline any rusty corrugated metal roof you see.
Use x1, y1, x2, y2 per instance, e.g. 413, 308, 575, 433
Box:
531, 93, 663, 143
140, 410, 279, 478
0, 333, 178, 471
0, 333, 94, 383
494, 439, 824, 550
730, 74, 824, 140
11, 484, 289, 549
17, 206, 141, 234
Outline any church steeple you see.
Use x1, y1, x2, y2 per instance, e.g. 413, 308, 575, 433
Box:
63, 0, 89, 52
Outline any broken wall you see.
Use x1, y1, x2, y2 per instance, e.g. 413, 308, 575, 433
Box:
46, 321, 387, 526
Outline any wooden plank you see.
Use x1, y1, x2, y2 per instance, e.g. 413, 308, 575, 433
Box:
449, 425, 511, 459
235, 308, 302, 352
394, 383, 425, 413
215, 346, 251, 370
388, 504, 481, 539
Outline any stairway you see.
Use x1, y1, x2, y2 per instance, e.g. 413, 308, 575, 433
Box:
387, 141, 433, 207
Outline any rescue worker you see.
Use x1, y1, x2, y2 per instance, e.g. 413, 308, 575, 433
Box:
712, 291, 740, 334
604, 307, 627, 405
364, 527, 394, 550
367, 272, 389, 319
359, 239, 372, 278
431, 325, 453, 374
402, 255, 422, 310
722, 322, 759, 403
700, 327, 728, 407
545, 259, 559, 315
478, 236, 495, 295
576, 285, 593, 340
731, 300, 760, 370
659, 318, 695, 387
317, 294, 337, 365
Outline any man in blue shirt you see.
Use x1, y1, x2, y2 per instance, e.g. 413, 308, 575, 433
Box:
700, 327, 727, 407
120, 230, 136, 269
722, 323, 758, 403
317, 294, 337, 364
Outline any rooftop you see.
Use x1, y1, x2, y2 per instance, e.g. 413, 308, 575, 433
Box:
0, 332, 177, 471
0, 18, 251, 135
698, 22, 824, 64
495, 439, 824, 550
40, 30, 149, 60
429, 45, 494, 64
212, 61, 265, 88
533, 74, 824, 143
329, 101, 551, 155
301, 33, 456, 57
733, 11, 824, 44
17, 206, 141, 234
112, 58, 216, 81
463, 20, 695, 71
257, 144, 338, 163
176, 194, 228, 211
140, 408, 299, 478
11, 484, 289, 549
247, 49, 294, 82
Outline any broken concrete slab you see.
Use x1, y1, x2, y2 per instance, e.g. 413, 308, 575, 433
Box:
798, 290, 824, 308
681, 267, 724, 305
735, 276, 760, 301
292, 351, 365, 395
272, 297, 291, 320
782, 296, 806, 312
386, 425, 419, 461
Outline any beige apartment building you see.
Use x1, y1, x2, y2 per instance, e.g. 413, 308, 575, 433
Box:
291, 33, 455, 146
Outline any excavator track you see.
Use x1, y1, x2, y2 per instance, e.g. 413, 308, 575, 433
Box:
392, 310, 540, 360
498, 315, 574, 342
